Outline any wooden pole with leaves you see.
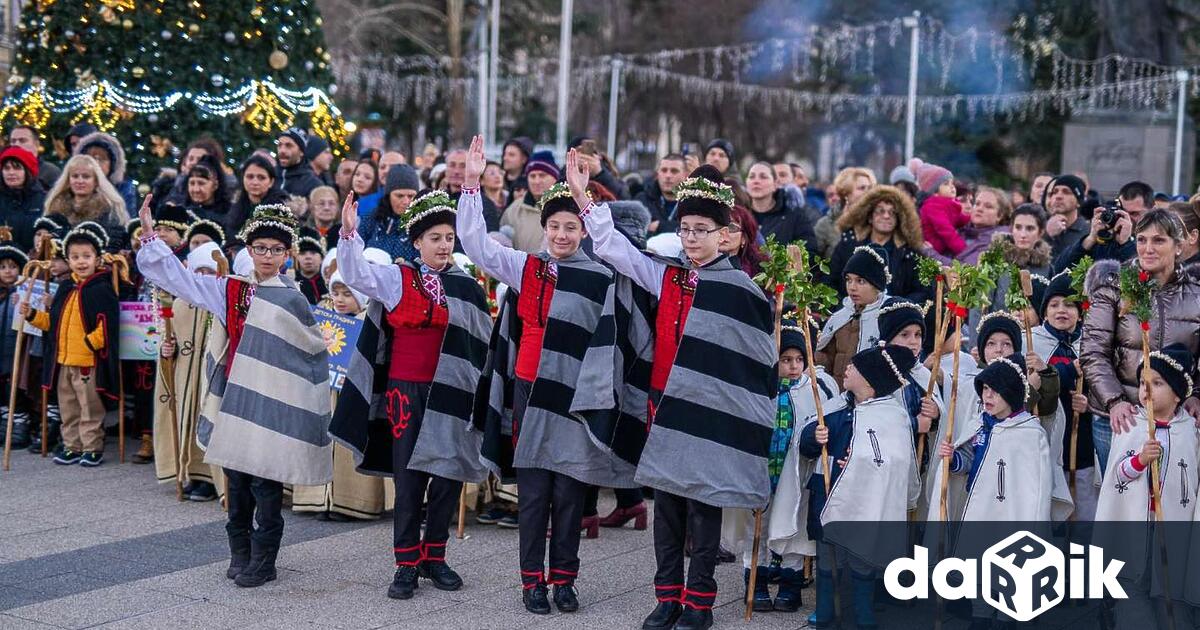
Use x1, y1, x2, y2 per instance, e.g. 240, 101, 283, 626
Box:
1121, 263, 1176, 629
916, 257, 950, 468
1065, 257, 1094, 497
754, 236, 838, 622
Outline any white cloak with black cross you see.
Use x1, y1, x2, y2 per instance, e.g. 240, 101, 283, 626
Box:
958, 411, 1054, 522
1029, 325, 1081, 522
820, 395, 921, 569
923, 351, 982, 522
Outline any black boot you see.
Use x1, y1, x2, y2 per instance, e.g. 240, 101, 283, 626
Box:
28, 419, 59, 453
675, 606, 714, 630
773, 568, 804, 612
418, 561, 463, 591
642, 601, 682, 629
387, 566, 419, 599
9, 419, 30, 450
225, 534, 251, 579
234, 549, 278, 588
552, 584, 579, 613
745, 567, 774, 612
522, 584, 551, 614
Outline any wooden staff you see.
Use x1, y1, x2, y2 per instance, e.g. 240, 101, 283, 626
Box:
158, 291, 184, 500
1067, 370, 1084, 499
1019, 270, 1035, 351
107, 255, 128, 463
38, 255, 50, 457
457, 485, 468, 539
917, 275, 948, 467
938, 314, 964, 522
801, 306, 840, 621
3, 256, 47, 470
1142, 328, 1177, 630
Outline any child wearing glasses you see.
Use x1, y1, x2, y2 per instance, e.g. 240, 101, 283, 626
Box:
135, 197, 332, 589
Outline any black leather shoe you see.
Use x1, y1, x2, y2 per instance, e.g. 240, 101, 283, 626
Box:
674, 606, 713, 630
387, 566, 419, 599
523, 584, 551, 614
553, 584, 579, 613
418, 561, 463, 591
642, 601, 683, 629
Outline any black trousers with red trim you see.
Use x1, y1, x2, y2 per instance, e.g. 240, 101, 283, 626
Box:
512, 378, 585, 589
652, 489, 721, 611
388, 379, 463, 568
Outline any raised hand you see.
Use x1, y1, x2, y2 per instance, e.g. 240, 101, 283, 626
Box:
138, 194, 155, 236
464, 134, 486, 189
565, 149, 591, 210
341, 192, 359, 234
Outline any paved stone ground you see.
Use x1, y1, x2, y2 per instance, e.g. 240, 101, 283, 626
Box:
1, 437, 1104, 629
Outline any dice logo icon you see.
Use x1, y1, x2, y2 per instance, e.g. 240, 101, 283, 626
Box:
981, 531, 1064, 621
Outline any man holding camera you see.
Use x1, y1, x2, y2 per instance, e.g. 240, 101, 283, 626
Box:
1051, 180, 1149, 273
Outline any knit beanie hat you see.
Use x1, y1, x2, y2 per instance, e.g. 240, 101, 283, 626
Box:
525, 150, 560, 180
976, 311, 1025, 360
843, 244, 891, 291
1146, 343, 1195, 402
0, 146, 37, 179
674, 165, 733, 226
186, 241, 224, 274
1039, 271, 1077, 320
504, 136, 534, 161
975, 353, 1029, 413
239, 204, 298, 249
851, 344, 916, 398
878, 297, 926, 344
386, 164, 421, 193
908, 158, 953, 196
704, 138, 735, 168
304, 136, 330, 162
0, 237, 28, 268
888, 164, 916, 186
279, 127, 309, 151
779, 319, 818, 360
1047, 174, 1086, 206
538, 182, 579, 226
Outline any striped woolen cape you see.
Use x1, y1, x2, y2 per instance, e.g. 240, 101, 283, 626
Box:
330, 263, 493, 483
196, 275, 334, 486
474, 251, 639, 488
623, 255, 777, 509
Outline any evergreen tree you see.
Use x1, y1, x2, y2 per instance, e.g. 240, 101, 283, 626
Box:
2, 0, 346, 185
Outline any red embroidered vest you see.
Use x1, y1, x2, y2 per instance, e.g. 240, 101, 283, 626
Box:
514, 257, 556, 382
650, 266, 696, 393
386, 266, 449, 383
223, 278, 255, 377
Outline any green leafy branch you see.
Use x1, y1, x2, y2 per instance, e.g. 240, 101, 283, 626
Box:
1067, 256, 1094, 314
944, 260, 997, 318
1119, 264, 1159, 327
916, 255, 945, 287
754, 235, 838, 319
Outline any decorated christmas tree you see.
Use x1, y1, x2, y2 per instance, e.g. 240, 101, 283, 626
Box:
2, 0, 347, 185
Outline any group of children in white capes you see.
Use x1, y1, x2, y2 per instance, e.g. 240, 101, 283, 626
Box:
32, 132, 1187, 630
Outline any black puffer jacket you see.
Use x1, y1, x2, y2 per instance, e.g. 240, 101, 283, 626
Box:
0, 164, 45, 251
752, 188, 821, 255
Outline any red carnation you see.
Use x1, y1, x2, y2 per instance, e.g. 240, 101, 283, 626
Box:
936, 274, 945, 283
1141, 320, 1151, 331
1139, 270, 1150, 283
775, 283, 785, 295
1081, 300, 1091, 311
160, 308, 173, 318
956, 306, 968, 319
946, 299, 957, 311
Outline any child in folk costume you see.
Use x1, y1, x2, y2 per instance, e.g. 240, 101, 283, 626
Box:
1030, 271, 1098, 519
459, 137, 636, 616
22, 222, 121, 467
294, 225, 327, 305
566, 154, 776, 630
0, 237, 30, 449
877, 298, 944, 444
815, 244, 890, 389
1095, 344, 1198, 628
152, 241, 226, 502
330, 190, 492, 600
293, 254, 389, 522
734, 321, 842, 613
800, 344, 920, 630
136, 199, 332, 588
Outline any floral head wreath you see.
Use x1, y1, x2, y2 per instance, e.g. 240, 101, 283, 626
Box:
674, 176, 735, 208
1149, 350, 1195, 398
851, 245, 893, 286
237, 203, 298, 244
536, 181, 584, 212
991, 355, 1031, 399
879, 300, 924, 317
975, 310, 1024, 335
400, 190, 455, 230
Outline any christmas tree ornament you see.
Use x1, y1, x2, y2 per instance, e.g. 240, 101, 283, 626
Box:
269, 50, 288, 70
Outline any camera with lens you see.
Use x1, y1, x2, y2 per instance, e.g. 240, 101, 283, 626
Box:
1096, 199, 1122, 243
